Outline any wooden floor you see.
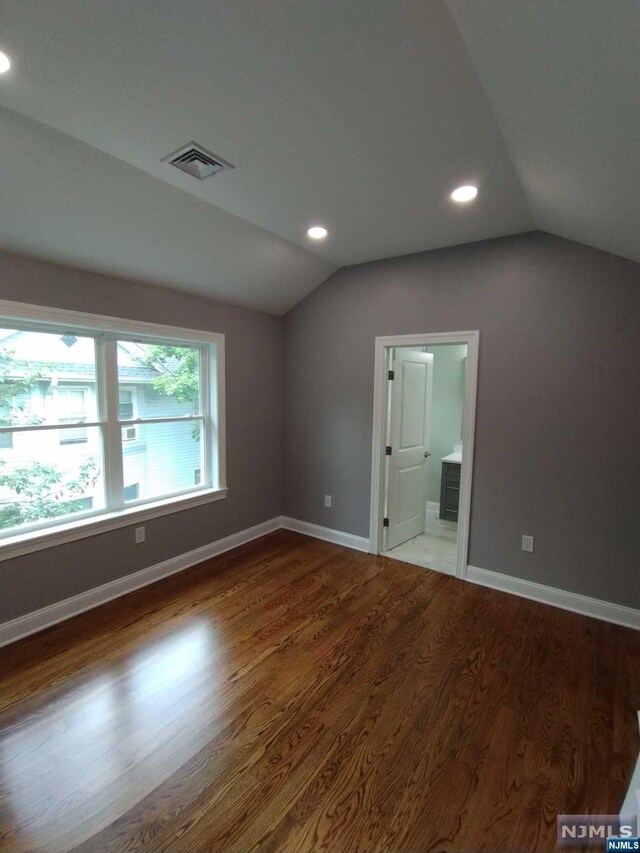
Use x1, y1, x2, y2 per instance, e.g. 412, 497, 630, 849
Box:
1, 531, 638, 852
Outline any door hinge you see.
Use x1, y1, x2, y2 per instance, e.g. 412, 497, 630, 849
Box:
383, 517, 389, 527
388, 369, 395, 380
385, 446, 392, 456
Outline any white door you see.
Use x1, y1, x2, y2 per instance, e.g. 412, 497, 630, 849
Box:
384, 348, 433, 550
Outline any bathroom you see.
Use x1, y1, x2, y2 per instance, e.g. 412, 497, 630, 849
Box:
382, 342, 467, 574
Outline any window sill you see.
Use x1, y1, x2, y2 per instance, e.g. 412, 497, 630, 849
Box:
0, 488, 228, 563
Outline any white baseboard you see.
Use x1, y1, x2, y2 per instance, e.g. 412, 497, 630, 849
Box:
467, 565, 639, 631
3, 517, 637, 649
280, 523, 638, 630
0, 517, 282, 648
281, 516, 370, 553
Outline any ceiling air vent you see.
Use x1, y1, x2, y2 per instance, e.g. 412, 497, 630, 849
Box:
162, 142, 234, 180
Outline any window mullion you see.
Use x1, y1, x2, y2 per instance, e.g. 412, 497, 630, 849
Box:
117, 414, 204, 427
97, 334, 124, 507
199, 346, 212, 488
211, 342, 225, 490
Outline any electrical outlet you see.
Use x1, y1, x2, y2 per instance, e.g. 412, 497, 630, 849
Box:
521, 534, 534, 553
135, 526, 146, 544
324, 495, 332, 508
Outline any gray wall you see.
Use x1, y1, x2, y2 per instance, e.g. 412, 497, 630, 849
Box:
0, 250, 283, 622
2, 231, 639, 622
283, 231, 640, 608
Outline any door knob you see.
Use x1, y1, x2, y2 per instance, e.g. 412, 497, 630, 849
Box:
424, 451, 431, 458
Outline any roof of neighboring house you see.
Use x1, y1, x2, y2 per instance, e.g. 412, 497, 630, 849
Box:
0, 361, 158, 382
0, 331, 161, 381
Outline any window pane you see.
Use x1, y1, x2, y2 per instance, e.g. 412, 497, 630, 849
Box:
118, 388, 135, 420
0, 427, 104, 532
57, 386, 89, 443
122, 420, 202, 502
118, 387, 138, 442
0, 329, 97, 428
117, 341, 201, 420
123, 483, 139, 501
0, 425, 12, 449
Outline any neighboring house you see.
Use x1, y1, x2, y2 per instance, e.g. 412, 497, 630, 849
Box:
0, 329, 200, 528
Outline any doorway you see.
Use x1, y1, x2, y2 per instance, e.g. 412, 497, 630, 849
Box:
369, 331, 479, 579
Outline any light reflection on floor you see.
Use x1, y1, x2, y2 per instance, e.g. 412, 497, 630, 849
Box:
0, 621, 216, 850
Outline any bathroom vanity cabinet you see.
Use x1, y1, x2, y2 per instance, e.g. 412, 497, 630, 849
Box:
439, 460, 461, 522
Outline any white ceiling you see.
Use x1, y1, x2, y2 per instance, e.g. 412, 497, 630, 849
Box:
0, 1, 636, 314
0, 106, 334, 315
448, 0, 640, 266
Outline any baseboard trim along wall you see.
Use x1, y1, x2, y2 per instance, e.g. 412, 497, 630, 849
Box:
0, 517, 282, 648
280, 516, 371, 552
2, 518, 637, 648
281, 522, 638, 630
466, 565, 639, 631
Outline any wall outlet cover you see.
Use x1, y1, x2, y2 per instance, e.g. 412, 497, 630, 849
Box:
135, 526, 146, 544
324, 495, 332, 508
521, 534, 534, 553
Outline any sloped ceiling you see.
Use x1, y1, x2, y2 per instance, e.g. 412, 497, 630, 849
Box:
448, 0, 640, 266
0, 107, 334, 315
0, 1, 636, 315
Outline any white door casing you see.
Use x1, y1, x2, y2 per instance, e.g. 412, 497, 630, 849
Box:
369, 330, 479, 581
384, 349, 433, 550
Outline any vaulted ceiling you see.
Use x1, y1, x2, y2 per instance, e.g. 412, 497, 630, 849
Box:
0, 0, 637, 314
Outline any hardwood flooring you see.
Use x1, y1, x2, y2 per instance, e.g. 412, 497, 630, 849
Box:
0, 530, 638, 852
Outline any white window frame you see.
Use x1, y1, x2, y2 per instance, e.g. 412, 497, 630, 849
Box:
0, 299, 226, 562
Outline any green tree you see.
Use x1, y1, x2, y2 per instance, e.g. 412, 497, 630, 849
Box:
138, 344, 200, 412
0, 344, 45, 426
0, 458, 99, 528
0, 345, 99, 530
138, 344, 201, 438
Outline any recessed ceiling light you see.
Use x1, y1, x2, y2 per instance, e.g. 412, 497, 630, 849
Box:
451, 185, 478, 203
0, 51, 11, 74
307, 225, 328, 240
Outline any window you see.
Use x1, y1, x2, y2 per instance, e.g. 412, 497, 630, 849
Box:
0, 422, 12, 449
56, 386, 89, 444
117, 340, 208, 505
71, 497, 93, 512
0, 304, 225, 551
124, 483, 139, 502
119, 387, 138, 441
